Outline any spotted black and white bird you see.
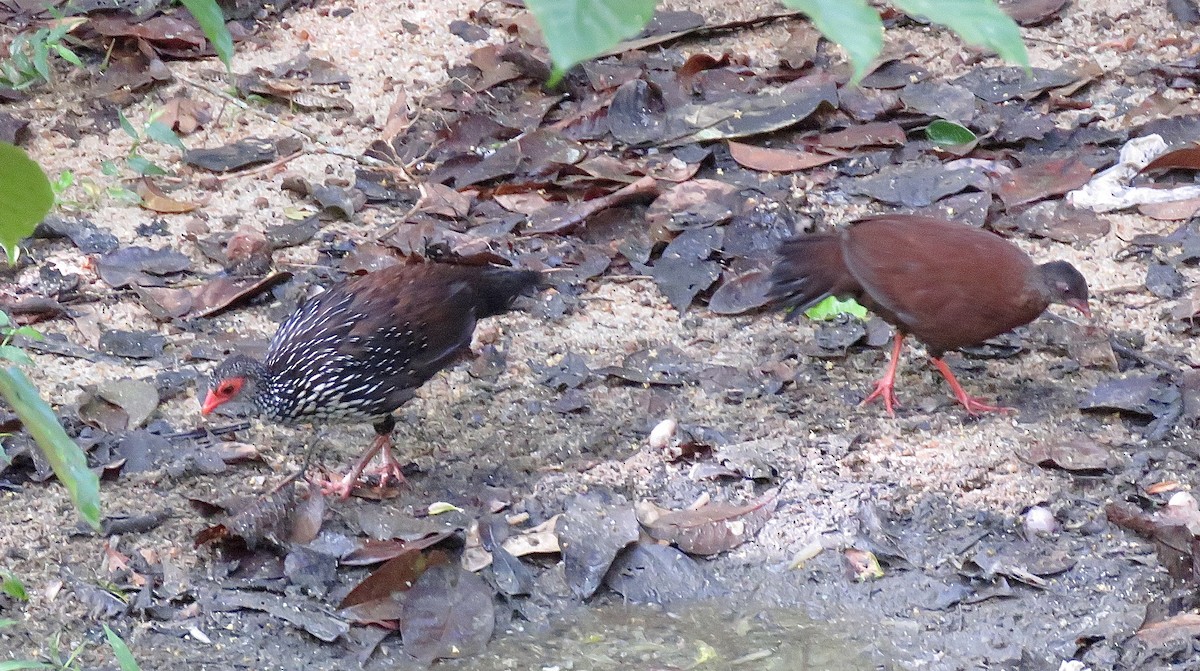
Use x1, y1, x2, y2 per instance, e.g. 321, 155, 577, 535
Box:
201, 262, 543, 498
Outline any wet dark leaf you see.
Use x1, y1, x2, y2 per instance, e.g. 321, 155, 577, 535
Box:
341, 531, 455, 566
661, 74, 837, 146
604, 542, 715, 605
607, 79, 666, 145
994, 201, 1110, 245
1146, 261, 1185, 299
35, 216, 119, 254
899, 82, 978, 122
98, 330, 166, 359
861, 60, 930, 89
707, 270, 772, 315
536, 352, 591, 391
645, 179, 739, 232
845, 164, 991, 207
1080, 374, 1180, 418
650, 228, 723, 313
638, 488, 778, 556
558, 490, 640, 600
97, 246, 191, 288
209, 590, 349, 642
401, 562, 495, 663
998, 0, 1070, 25
599, 345, 699, 385
952, 66, 1080, 103
1020, 437, 1120, 473
184, 138, 279, 173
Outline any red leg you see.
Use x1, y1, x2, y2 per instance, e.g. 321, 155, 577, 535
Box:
929, 357, 1013, 416
316, 434, 409, 500
861, 332, 904, 417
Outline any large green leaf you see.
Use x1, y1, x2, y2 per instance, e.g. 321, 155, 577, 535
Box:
0, 142, 54, 265
179, 0, 234, 69
526, 0, 656, 82
0, 367, 101, 531
783, 0, 883, 84
805, 296, 869, 321
894, 0, 1029, 71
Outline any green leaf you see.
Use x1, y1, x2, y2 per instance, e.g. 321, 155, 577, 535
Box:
925, 119, 977, 146
144, 120, 185, 151
11, 326, 42, 341
30, 39, 51, 83
117, 110, 138, 140
0, 345, 33, 366
50, 170, 74, 195
0, 312, 8, 328
53, 44, 83, 68
180, 0, 234, 70
804, 295, 869, 321
100, 159, 121, 176
103, 625, 141, 671
783, 0, 884, 84
125, 155, 167, 176
1, 572, 27, 600
0, 367, 101, 531
0, 142, 55, 265
525, 0, 656, 83
0, 661, 55, 671
894, 0, 1029, 72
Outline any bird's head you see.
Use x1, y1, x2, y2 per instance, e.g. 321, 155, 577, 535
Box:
1039, 260, 1091, 318
202, 354, 266, 416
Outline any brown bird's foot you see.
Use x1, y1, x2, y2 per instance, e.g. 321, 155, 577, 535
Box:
930, 357, 1014, 417
860, 332, 905, 417
315, 434, 409, 500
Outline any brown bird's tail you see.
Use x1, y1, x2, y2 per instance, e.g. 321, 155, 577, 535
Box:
470, 267, 545, 318
766, 234, 856, 315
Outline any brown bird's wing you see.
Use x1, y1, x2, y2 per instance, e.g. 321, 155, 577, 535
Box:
263, 264, 539, 419
767, 233, 865, 314
336, 264, 540, 411
841, 216, 1048, 354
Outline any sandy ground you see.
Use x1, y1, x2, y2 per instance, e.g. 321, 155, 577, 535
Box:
2, 0, 1199, 668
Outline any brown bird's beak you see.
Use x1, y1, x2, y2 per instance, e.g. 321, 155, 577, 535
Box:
200, 391, 221, 416
1067, 298, 1091, 318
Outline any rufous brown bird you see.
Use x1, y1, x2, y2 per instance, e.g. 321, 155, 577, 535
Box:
202, 262, 543, 498
768, 215, 1091, 416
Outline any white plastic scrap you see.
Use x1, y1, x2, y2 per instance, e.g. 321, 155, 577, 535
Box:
1066, 134, 1200, 212
1058, 661, 1091, 671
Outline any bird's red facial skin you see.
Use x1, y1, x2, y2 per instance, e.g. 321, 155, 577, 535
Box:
202, 377, 244, 415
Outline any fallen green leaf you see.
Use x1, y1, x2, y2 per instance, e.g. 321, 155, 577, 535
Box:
1, 572, 27, 601
926, 119, 977, 146
805, 295, 869, 321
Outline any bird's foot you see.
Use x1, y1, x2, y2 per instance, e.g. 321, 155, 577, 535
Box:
861, 377, 901, 417
954, 393, 1014, 417
312, 434, 409, 500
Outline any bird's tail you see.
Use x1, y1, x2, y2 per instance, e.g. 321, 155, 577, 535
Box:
472, 268, 545, 317
766, 234, 853, 314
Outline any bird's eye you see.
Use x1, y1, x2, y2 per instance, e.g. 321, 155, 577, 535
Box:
220, 382, 236, 395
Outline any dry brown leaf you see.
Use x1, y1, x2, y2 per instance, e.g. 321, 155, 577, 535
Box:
137, 178, 202, 213
727, 141, 847, 173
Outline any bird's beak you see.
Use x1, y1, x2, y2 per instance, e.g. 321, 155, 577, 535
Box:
200, 391, 221, 416
1067, 298, 1091, 319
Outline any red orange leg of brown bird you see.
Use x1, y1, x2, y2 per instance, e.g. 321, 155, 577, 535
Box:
930, 357, 1013, 416
315, 434, 408, 500
860, 332, 905, 416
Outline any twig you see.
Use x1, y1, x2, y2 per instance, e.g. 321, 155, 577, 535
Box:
164, 421, 251, 441
214, 149, 305, 183
173, 71, 393, 172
